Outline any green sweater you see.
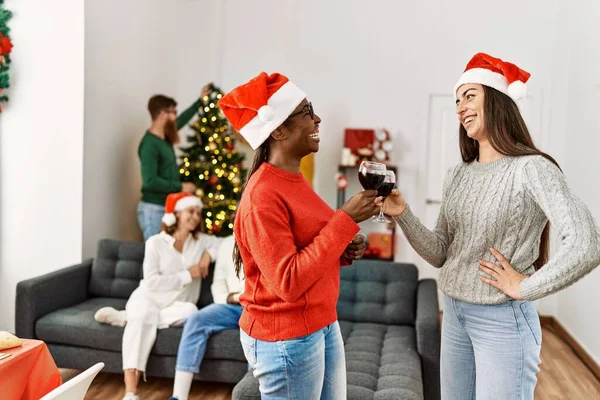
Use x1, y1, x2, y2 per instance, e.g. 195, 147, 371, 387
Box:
138, 97, 202, 205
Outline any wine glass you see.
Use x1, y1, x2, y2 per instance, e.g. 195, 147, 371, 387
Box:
358, 161, 386, 191
358, 161, 386, 222
372, 170, 396, 223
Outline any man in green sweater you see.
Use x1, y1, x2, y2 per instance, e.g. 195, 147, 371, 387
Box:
137, 84, 211, 241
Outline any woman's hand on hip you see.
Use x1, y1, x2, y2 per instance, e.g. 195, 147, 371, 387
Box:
479, 248, 527, 300
376, 189, 406, 217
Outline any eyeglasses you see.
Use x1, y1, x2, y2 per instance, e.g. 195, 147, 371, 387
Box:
288, 102, 314, 120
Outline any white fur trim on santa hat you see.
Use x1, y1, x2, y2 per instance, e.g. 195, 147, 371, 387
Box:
239, 81, 307, 150
454, 68, 510, 99
162, 213, 177, 226
174, 196, 202, 212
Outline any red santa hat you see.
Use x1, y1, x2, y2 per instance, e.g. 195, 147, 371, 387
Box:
218, 72, 306, 150
162, 192, 203, 227
454, 53, 531, 101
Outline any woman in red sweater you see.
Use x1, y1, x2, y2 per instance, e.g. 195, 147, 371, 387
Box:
219, 72, 379, 399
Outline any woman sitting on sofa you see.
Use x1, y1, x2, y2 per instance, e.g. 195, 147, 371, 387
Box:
94, 192, 221, 400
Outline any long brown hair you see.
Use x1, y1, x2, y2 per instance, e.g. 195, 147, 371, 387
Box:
232, 141, 270, 277
459, 85, 560, 271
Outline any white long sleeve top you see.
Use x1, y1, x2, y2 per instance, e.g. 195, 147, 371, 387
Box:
138, 231, 221, 307
210, 235, 245, 304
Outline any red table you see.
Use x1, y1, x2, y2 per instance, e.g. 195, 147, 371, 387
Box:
0, 339, 62, 400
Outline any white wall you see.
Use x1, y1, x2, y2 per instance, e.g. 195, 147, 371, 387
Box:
555, 0, 600, 364
0, 0, 84, 332
83, 0, 191, 257
171, 1, 247, 158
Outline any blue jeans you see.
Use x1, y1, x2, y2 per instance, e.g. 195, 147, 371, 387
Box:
240, 321, 346, 400
175, 304, 243, 373
137, 202, 164, 241
441, 294, 542, 400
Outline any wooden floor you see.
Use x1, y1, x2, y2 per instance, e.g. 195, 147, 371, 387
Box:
61, 327, 600, 400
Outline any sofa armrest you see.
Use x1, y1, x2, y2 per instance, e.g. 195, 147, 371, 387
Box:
416, 279, 441, 400
15, 260, 93, 339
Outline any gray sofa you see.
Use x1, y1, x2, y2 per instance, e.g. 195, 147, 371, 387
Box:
16, 239, 440, 400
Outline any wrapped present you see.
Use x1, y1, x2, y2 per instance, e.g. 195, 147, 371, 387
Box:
367, 232, 395, 260
344, 128, 374, 155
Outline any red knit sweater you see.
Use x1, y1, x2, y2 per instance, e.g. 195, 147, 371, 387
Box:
234, 162, 360, 341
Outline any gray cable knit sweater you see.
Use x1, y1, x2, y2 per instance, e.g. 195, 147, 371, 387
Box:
394, 155, 600, 304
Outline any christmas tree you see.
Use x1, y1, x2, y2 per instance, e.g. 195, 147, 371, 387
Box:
179, 84, 246, 237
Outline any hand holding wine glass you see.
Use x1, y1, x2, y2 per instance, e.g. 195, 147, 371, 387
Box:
377, 189, 407, 217
373, 170, 396, 223
341, 190, 379, 223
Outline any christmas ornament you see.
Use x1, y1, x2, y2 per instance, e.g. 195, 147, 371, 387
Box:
335, 172, 348, 190
208, 176, 218, 185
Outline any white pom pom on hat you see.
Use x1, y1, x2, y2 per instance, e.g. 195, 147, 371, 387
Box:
508, 80, 527, 100
258, 105, 276, 123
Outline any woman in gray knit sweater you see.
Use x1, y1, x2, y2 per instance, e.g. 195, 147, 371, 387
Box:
382, 53, 600, 399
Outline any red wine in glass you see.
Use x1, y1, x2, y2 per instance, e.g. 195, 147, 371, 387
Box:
373, 170, 396, 223
359, 172, 385, 190
358, 161, 386, 190
377, 181, 395, 198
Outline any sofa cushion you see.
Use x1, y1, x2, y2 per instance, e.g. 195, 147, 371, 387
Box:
35, 297, 246, 362
89, 240, 144, 299
338, 260, 419, 325
340, 321, 423, 399
232, 321, 423, 400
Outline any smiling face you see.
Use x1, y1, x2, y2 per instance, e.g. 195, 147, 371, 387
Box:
175, 206, 202, 233
456, 83, 487, 141
276, 99, 322, 158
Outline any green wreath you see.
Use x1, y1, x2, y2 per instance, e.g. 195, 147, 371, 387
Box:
0, 0, 13, 112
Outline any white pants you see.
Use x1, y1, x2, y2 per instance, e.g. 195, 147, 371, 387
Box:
122, 288, 197, 371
